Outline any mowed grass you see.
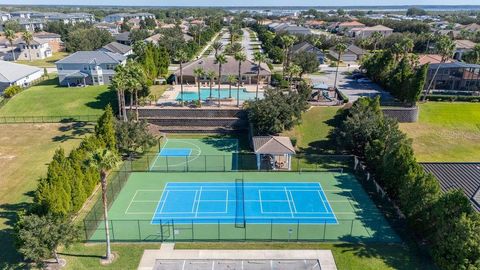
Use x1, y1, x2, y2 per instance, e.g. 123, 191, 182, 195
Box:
0, 123, 93, 268
17, 51, 70, 68
282, 106, 341, 154
0, 77, 114, 117
175, 242, 435, 270
60, 243, 160, 270
399, 102, 480, 162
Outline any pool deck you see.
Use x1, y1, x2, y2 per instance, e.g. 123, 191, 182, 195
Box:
157, 84, 268, 107
138, 243, 338, 270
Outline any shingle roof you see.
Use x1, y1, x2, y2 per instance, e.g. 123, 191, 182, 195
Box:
0, 61, 42, 83
115, 32, 131, 42
101, 42, 132, 55
421, 162, 480, 212
454, 39, 476, 50
429, 62, 480, 69
55, 51, 126, 64
252, 136, 295, 155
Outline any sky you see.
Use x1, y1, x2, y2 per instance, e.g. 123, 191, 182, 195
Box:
0, 0, 476, 6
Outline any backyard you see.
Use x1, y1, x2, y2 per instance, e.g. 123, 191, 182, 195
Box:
0, 77, 114, 117
399, 102, 480, 162
17, 51, 70, 68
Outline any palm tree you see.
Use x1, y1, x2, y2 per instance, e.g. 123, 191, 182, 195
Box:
253, 52, 267, 100
111, 66, 128, 122
86, 149, 120, 262
5, 29, 16, 62
22, 31, 33, 62
215, 53, 227, 106
175, 50, 188, 106
424, 32, 434, 53
234, 52, 247, 107
371, 31, 383, 51
287, 64, 302, 88
207, 70, 216, 98
333, 43, 347, 89
229, 42, 243, 55
227, 74, 237, 98
193, 67, 205, 105
422, 36, 455, 101
212, 41, 223, 57
280, 35, 297, 77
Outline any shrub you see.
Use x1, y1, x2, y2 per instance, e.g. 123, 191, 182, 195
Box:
3, 85, 21, 98
423, 94, 480, 102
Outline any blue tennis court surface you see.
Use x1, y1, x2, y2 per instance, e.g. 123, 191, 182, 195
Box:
151, 182, 337, 224
159, 148, 192, 157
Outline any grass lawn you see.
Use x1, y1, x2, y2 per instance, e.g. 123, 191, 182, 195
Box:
0, 77, 114, 117
0, 123, 93, 268
175, 242, 435, 270
282, 106, 341, 154
399, 102, 480, 162
17, 52, 70, 68
60, 243, 160, 270
149, 84, 169, 100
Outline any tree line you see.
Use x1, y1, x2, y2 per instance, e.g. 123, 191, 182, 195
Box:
361, 40, 429, 103
15, 106, 156, 266
333, 97, 480, 270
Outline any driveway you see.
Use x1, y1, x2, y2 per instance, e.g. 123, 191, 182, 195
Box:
306, 66, 394, 102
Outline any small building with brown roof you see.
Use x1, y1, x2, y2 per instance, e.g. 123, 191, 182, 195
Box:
454, 40, 477, 60
417, 54, 453, 66
252, 136, 296, 170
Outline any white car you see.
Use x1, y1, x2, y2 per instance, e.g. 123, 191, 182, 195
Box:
357, 78, 372, 83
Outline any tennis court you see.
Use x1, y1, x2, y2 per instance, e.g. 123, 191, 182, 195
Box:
149, 138, 239, 171
85, 171, 399, 243
151, 182, 336, 224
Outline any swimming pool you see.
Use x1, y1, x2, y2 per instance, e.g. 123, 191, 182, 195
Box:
176, 88, 262, 101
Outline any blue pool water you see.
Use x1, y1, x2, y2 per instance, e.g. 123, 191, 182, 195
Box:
151, 182, 337, 224
176, 88, 262, 101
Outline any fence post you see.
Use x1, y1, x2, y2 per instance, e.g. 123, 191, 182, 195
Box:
110, 220, 115, 241
186, 155, 189, 172
83, 220, 88, 241
166, 156, 169, 172
270, 219, 273, 241
146, 155, 150, 171
191, 220, 194, 241
159, 220, 163, 241
297, 220, 300, 240
204, 156, 207, 172
350, 220, 354, 236
323, 220, 326, 241
138, 220, 142, 241
223, 155, 226, 172
217, 220, 220, 240
172, 220, 175, 241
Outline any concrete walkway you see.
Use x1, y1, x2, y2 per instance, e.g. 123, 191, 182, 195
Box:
138, 243, 337, 270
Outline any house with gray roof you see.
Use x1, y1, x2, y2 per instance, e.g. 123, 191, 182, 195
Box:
290, 41, 325, 64
329, 44, 367, 62
55, 51, 126, 86
5, 37, 53, 61
98, 41, 133, 56
421, 163, 480, 212
0, 61, 43, 92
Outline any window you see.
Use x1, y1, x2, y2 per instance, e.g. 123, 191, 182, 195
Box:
98, 76, 103, 82
36, 53, 39, 58
93, 77, 98, 83
58, 65, 63, 71
83, 65, 87, 71
106, 64, 114, 70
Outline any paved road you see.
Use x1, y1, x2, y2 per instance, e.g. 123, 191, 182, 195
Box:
306, 66, 394, 102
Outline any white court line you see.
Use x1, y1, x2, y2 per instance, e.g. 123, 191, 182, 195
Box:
195, 186, 203, 217
225, 190, 229, 214
284, 187, 294, 217
317, 190, 329, 214
288, 190, 298, 213
131, 200, 162, 203
125, 189, 164, 214
191, 190, 199, 213
124, 190, 141, 214
258, 190, 264, 213
158, 190, 170, 214
318, 183, 338, 224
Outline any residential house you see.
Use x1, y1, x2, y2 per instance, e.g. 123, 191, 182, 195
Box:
421, 163, 480, 212
103, 12, 155, 23
94, 22, 120, 35
425, 62, 480, 93
17, 18, 44, 32
55, 51, 126, 86
115, 32, 131, 46
33, 32, 63, 52
9, 11, 34, 19
457, 23, 480, 33
454, 40, 476, 60
268, 23, 312, 35
290, 41, 325, 64
331, 21, 366, 33
6, 37, 52, 61
436, 29, 461, 39
145, 33, 163, 44
0, 61, 43, 92
349, 25, 393, 39
127, 18, 142, 30
304, 20, 325, 29
329, 44, 366, 62
417, 54, 453, 65
99, 41, 132, 56
173, 56, 271, 85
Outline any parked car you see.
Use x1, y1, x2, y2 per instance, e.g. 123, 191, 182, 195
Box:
352, 74, 365, 80
357, 78, 372, 83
